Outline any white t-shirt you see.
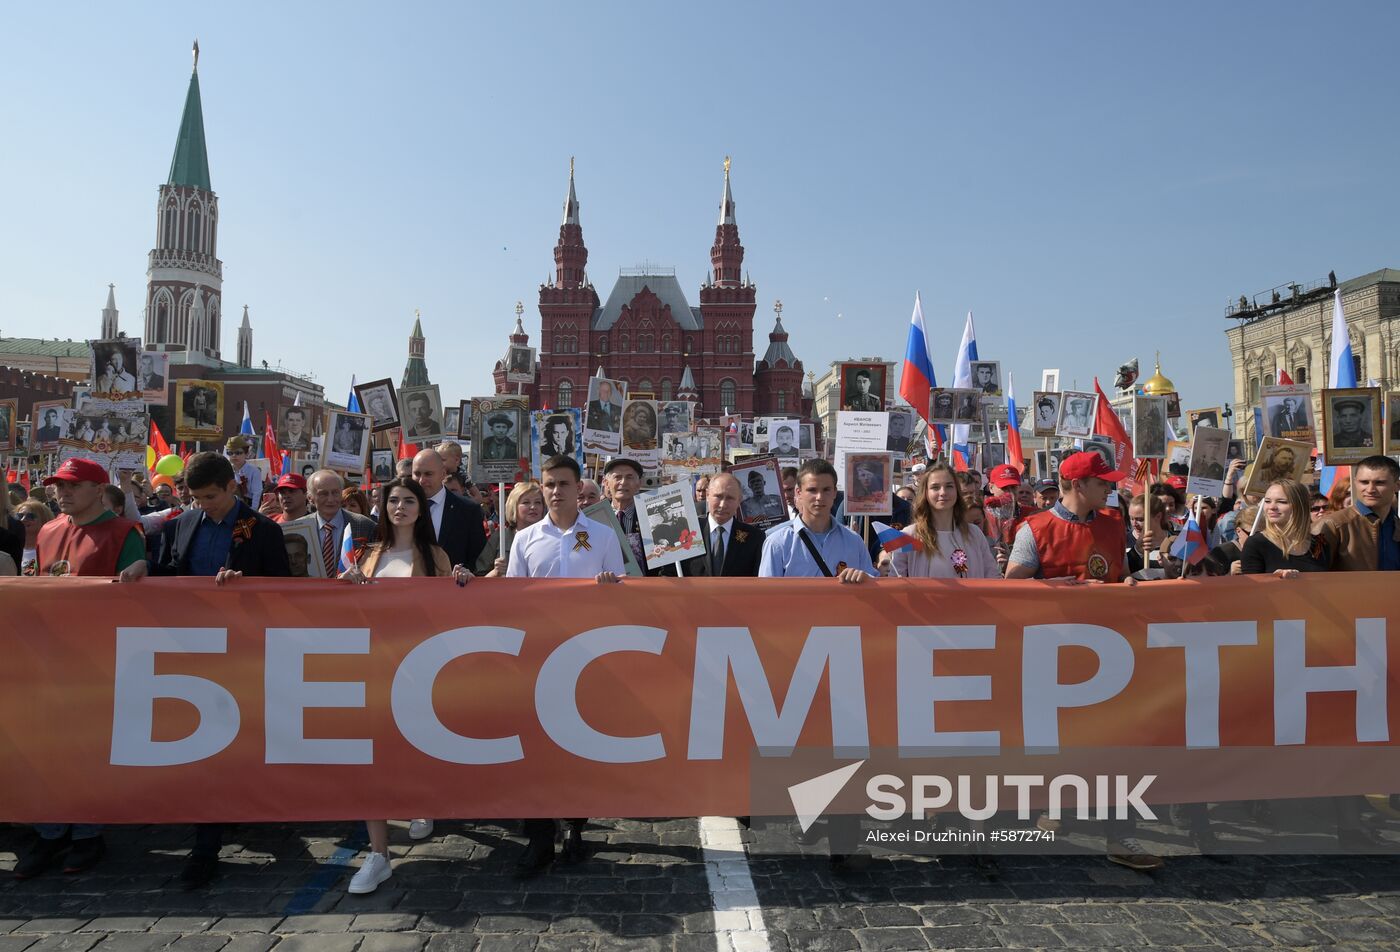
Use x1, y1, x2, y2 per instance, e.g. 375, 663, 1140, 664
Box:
506, 511, 625, 579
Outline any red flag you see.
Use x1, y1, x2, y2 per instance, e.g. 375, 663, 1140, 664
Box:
263, 411, 281, 477
178, 441, 191, 462
149, 420, 173, 459
1093, 378, 1134, 471
397, 428, 418, 461
1278, 369, 1294, 385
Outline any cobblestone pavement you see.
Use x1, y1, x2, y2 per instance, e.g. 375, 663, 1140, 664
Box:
4, 818, 1400, 951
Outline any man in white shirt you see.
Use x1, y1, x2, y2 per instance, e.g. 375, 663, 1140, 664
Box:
508, 454, 622, 876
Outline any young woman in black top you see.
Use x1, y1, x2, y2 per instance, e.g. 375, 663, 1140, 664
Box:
1240, 479, 1329, 576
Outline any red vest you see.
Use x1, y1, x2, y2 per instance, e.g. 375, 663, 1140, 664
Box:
35, 514, 139, 577
1024, 508, 1124, 582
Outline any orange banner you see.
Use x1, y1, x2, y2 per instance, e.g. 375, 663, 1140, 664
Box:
1, 575, 1397, 823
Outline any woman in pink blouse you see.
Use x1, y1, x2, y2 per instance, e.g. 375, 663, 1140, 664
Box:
890, 463, 1001, 579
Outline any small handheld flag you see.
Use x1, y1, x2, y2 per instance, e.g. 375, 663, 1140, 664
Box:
872, 521, 922, 553
1170, 502, 1208, 566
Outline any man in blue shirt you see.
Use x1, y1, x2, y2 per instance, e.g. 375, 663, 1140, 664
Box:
760, 459, 874, 582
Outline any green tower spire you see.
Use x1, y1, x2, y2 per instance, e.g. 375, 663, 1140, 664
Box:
167, 42, 212, 191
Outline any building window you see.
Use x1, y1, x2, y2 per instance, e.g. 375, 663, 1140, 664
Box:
638, 378, 653, 395
1353, 354, 1363, 382
685, 336, 693, 355
720, 378, 736, 410
639, 334, 654, 353
777, 391, 787, 411
1264, 373, 1275, 388
1249, 377, 1260, 403
662, 335, 671, 353
1295, 366, 1307, 384
619, 334, 629, 352
661, 378, 672, 401
599, 337, 608, 354
557, 380, 573, 408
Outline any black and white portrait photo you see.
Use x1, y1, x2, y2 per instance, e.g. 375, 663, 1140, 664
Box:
399, 385, 444, 443
767, 419, 801, 457
1032, 391, 1061, 437
1322, 388, 1382, 464
355, 378, 400, 432
1056, 390, 1096, 439
32, 400, 66, 449
471, 397, 529, 483
443, 405, 461, 438
732, 457, 787, 527
531, 409, 581, 475
279, 404, 312, 452
583, 377, 626, 452
138, 352, 169, 404
954, 390, 982, 423
1133, 396, 1169, 459
622, 400, 659, 452
929, 389, 958, 424
1264, 389, 1313, 443
1187, 407, 1221, 432
840, 363, 885, 412
971, 361, 1002, 397
323, 410, 371, 472
371, 449, 395, 483
660, 401, 693, 436
175, 380, 223, 441
90, 338, 142, 398
506, 345, 536, 384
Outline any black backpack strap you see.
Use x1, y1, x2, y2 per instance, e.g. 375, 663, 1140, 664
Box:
797, 528, 834, 577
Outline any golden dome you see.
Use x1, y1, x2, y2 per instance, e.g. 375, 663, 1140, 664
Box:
1141, 353, 1176, 395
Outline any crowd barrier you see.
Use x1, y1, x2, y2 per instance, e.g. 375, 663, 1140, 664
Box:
1, 575, 1395, 823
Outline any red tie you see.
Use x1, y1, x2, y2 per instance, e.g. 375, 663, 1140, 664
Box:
322, 524, 337, 577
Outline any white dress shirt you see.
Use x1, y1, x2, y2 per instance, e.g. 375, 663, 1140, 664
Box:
507, 511, 625, 579
427, 485, 447, 538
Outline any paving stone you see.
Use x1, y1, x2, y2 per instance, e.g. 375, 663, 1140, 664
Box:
347, 918, 418, 935
990, 924, 1062, 948
270, 937, 361, 952
473, 940, 537, 952
22, 938, 102, 952
208, 923, 283, 936
78, 922, 158, 935
617, 917, 681, 938
149, 923, 215, 938
422, 937, 475, 952
918, 926, 999, 949
275, 919, 353, 936
0, 939, 39, 952
470, 917, 548, 936
13, 924, 91, 937
593, 939, 668, 952
218, 937, 278, 952
168, 937, 231, 952
355, 936, 425, 952
90, 936, 181, 952
1050, 923, 1147, 947
852, 926, 928, 951
859, 907, 922, 928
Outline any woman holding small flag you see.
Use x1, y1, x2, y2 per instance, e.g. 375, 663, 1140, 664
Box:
340, 475, 470, 895
885, 463, 1000, 579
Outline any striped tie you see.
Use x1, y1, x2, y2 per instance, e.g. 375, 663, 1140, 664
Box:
322, 524, 337, 577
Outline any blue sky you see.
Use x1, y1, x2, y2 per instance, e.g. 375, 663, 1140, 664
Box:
2, 2, 1396, 412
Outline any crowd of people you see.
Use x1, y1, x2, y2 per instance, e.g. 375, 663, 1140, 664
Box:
3, 435, 1398, 891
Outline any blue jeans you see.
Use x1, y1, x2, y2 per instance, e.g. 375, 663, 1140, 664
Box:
35, 823, 102, 841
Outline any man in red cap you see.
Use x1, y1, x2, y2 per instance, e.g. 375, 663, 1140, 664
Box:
34, 458, 144, 579
1005, 451, 1130, 583
983, 463, 1041, 565
271, 472, 310, 523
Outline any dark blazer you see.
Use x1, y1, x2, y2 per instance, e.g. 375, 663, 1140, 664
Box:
154, 501, 291, 577
658, 518, 766, 577
437, 490, 487, 570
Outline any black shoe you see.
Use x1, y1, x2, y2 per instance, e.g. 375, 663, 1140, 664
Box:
180, 854, 219, 890
513, 834, 554, 879
62, 836, 106, 874
558, 825, 586, 865
15, 834, 69, 880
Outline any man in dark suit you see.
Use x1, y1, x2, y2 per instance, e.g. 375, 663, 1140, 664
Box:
148, 452, 289, 889
287, 470, 377, 575
659, 473, 765, 577
586, 381, 621, 432
412, 448, 486, 570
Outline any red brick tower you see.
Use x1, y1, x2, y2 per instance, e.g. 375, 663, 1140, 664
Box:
697, 158, 757, 415
536, 159, 598, 410
752, 300, 805, 417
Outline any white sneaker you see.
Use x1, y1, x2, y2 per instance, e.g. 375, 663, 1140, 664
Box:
348, 851, 392, 894
408, 819, 434, 840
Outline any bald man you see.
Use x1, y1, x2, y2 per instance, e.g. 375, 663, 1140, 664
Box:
658, 472, 766, 577
412, 448, 486, 569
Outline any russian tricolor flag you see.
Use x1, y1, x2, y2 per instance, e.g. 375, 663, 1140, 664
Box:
898, 292, 943, 454
872, 521, 923, 553
1005, 373, 1025, 472
1170, 509, 1208, 566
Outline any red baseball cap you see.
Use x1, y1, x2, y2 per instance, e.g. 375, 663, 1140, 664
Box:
1165, 475, 1188, 491
987, 464, 1022, 489
43, 457, 109, 486
1058, 450, 1127, 483
275, 473, 308, 491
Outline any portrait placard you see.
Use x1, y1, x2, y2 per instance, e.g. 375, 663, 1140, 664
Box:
844, 452, 894, 516
1321, 387, 1383, 465
839, 362, 885, 411
1388, 391, 1400, 455
1055, 390, 1096, 439
0, 399, 16, 452
720, 414, 742, 451
1165, 440, 1191, 476
658, 401, 694, 437
727, 454, 787, 528
886, 407, 915, 453
1041, 369, 1061, 393
1185, 425, 1231, 498
583, 377, 627, 453
31, 399, 68, 451
370, 448, 395, 484
278, 403, 313, 452
505, 345, 537, 385
1132, 396, 1169, 459
355, 378, 400, 433
455, 400, 473, 439
833, 411, 889, 494
621, 399, 661, 472
1030, 392, 1061, 437
57, 400, 147, 470
13, 422, 30, 457
137, 351, 169, 405
279, 521, 326, 579
765, 418, 802, 458
979, 443, 1007, 470
1261, 384, 1314, 445
636, 480, 705, 571
398, 384, 445, 445
662, 426, 722, 480
88, 338, 143, 400
174, 380, 224, 442
531, 408, 583, 477
1162, 391, 1182, 420
322, 410, 372, 473
1187, 407, 1222, 432
471, 396, 529, 484
443, 405, 461, 438
951, 390, 982, 424
799, 423, 817, 460
1243, 437, 1313, 496
737, 420, 756, 449
970, 360, 1002, 398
